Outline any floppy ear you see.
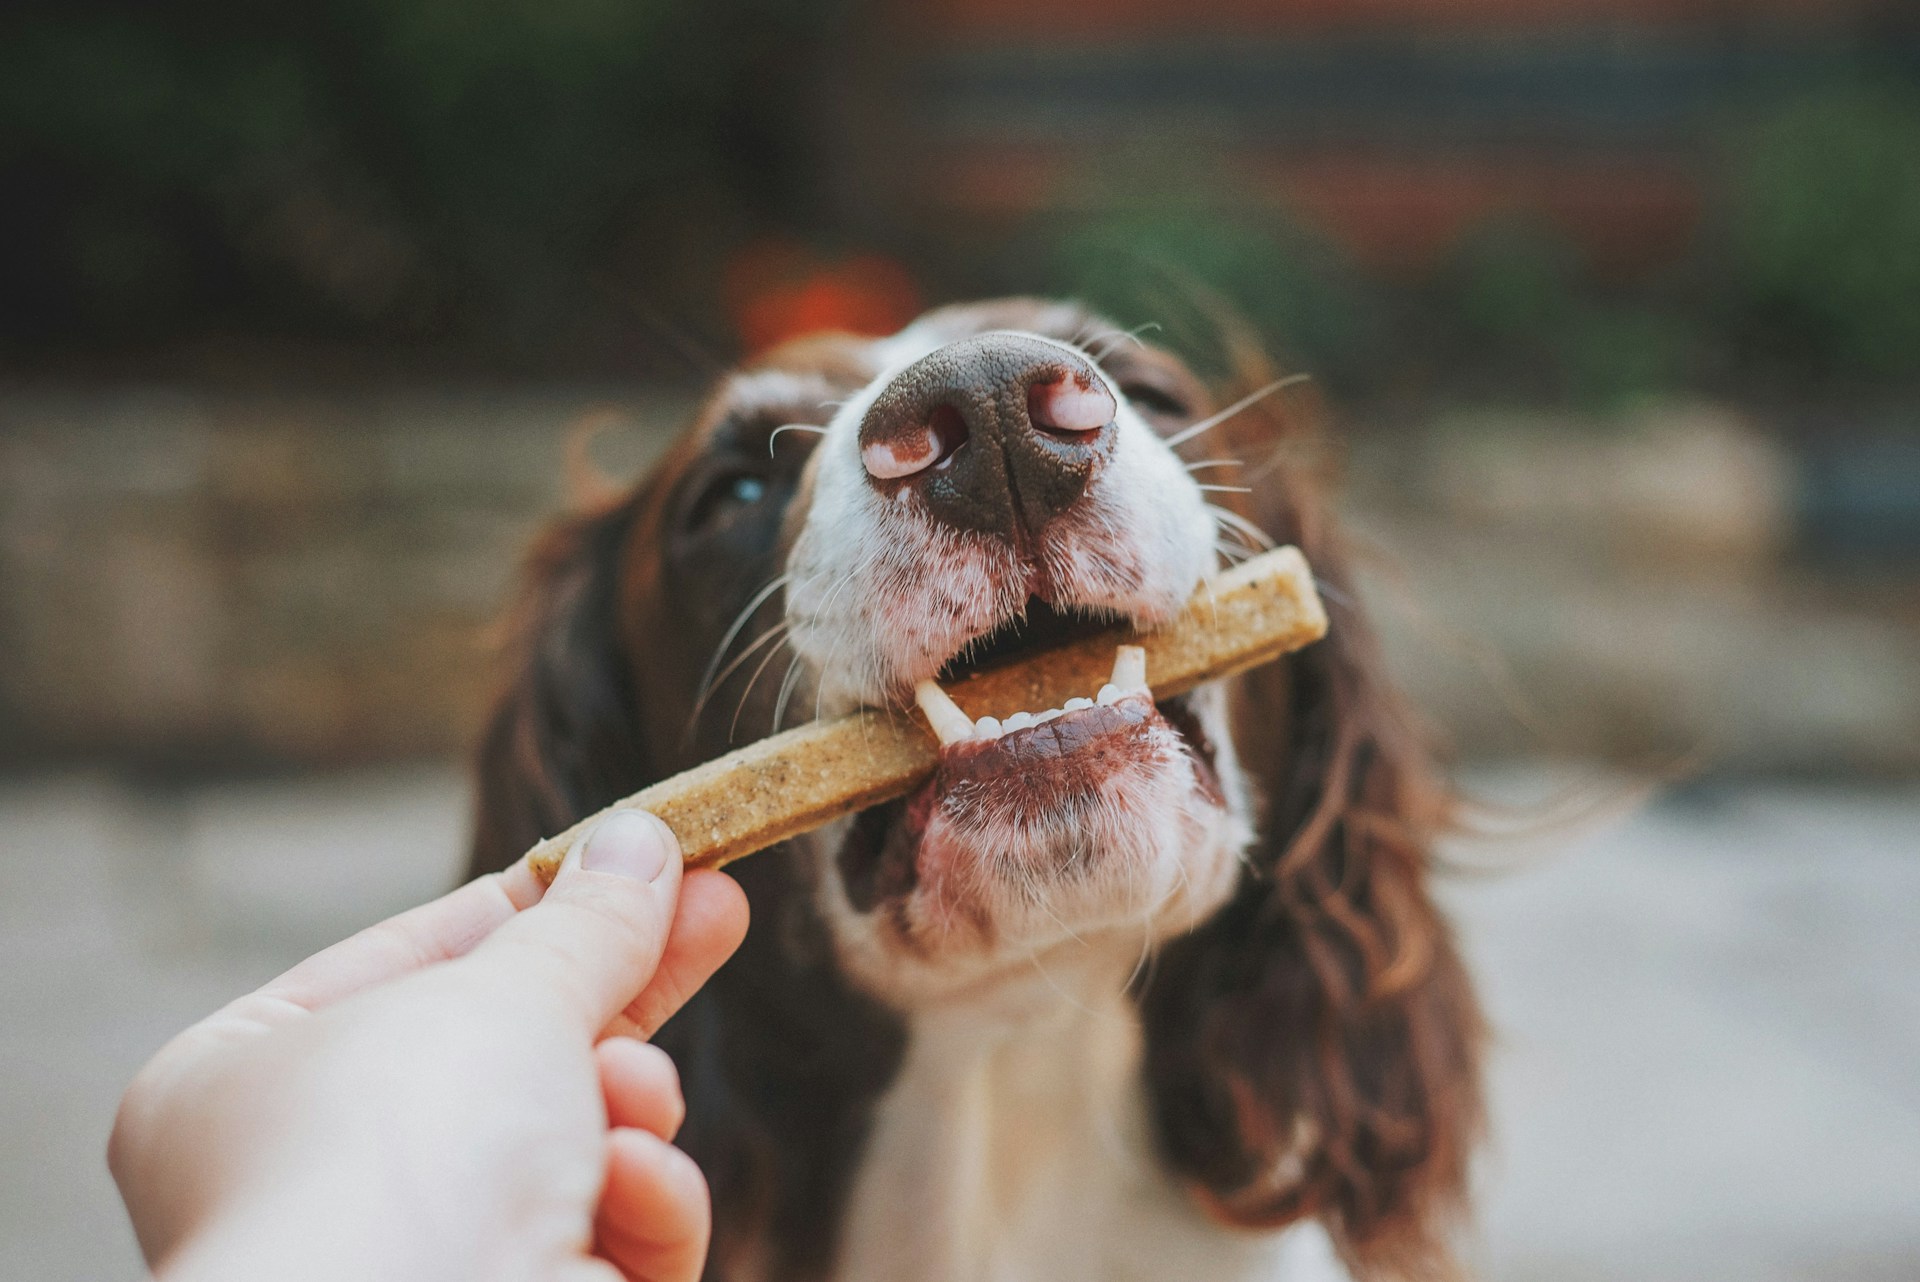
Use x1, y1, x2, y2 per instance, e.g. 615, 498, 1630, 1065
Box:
466, 488, 659, 880
1137, 368, 1485, 1279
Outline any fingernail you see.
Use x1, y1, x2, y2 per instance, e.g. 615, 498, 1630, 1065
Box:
580, 810, 672, 881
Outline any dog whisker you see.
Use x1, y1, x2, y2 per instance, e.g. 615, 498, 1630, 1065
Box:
768, 423, 828, 455
730, 628, 797, 743
1207, 504, 1276, 551
1023, 945, 1101, 1020
1210, 524, 1266, 557
1198, 573, 1222, 637
697, 575, 791, 702
1312, 575, 1360, 613
690, 622, 792, 733
1182, 458, 1243, 474
1243, 433, 1340, 486
772, 649, 807, 732
1195, 484, 1254, 495
1214, 540, 1256, 567
809, 570, 861, 724
1087, 321, 1161, 363
1163, 374, 1310, 450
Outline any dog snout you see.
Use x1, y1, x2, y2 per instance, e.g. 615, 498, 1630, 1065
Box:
858, 333, 1117, 541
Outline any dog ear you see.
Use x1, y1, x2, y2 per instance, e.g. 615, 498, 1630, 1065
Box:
466, 489, 658, 880
1137, 368, 1485, 1279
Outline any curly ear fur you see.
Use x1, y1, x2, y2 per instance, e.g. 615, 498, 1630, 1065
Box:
1137, 351, 1485, 1280
466, 488, 657, 879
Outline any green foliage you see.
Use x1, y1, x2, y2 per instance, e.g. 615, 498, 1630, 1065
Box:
1446, 220, 1580, 345
0, 0, 820, 345
1557, 305, 1696, 414
1724, 84, 1920, 379
1044, 210, 1380, 387
1440, 219, 1699, 413
5, 8, 1914, 396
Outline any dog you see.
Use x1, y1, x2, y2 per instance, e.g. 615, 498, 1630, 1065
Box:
467, 299, 1484, 1281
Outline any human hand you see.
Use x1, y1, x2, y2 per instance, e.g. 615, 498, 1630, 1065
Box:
108, 810, 748, 1282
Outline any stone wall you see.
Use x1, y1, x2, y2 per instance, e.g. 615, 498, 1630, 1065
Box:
0, 387, 688, 767
3, 387, 1914, 775
1347, 403, 1920, 777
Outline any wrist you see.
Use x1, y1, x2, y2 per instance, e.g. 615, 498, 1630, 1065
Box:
155, 1162, 445, 1282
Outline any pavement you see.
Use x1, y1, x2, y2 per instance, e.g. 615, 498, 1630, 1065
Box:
2, 765, 1915, 1281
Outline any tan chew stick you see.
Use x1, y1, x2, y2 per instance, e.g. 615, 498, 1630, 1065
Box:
526, 544, 1327, 882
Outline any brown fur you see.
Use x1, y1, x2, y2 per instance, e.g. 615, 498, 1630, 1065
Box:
468, 301, 1483, 1281
1138, 336, 1484, 1279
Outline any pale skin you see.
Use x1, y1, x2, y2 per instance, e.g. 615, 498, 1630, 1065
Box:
108, 810, 750, 1282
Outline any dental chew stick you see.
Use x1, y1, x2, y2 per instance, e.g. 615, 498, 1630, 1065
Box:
526, 545, 1327, 881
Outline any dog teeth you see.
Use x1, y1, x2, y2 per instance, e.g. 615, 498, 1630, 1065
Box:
927, 670, 1138, 748
914, 679, 976, 747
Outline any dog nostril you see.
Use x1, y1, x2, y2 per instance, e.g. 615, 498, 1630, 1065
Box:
861, 428, 935, 480
1028, 376, 1115, 437
861, 403, 970, 480
926, 404, 969, 465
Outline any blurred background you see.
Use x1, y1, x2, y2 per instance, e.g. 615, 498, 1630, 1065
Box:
2, 0, 1916, 1278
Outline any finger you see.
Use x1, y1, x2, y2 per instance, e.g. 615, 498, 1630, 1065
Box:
602, 870, 749, 1041
250, 859, 546, 1015
594, 1129, 710, 1282
464, 810, 684, 1033
597, 1039, 684, 1140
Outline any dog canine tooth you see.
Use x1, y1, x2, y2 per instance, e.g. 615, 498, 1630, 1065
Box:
914, 679, 977, 746
1110, 644, 1147, 694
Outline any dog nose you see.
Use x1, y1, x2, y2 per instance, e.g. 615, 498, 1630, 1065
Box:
858, 333, 1117, 540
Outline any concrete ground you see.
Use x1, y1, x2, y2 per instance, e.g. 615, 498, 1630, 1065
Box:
2, 766, 1915, 1280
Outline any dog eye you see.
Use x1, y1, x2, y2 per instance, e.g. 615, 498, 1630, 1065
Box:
1120, 381, 1190, 419
686, 468, 770, 532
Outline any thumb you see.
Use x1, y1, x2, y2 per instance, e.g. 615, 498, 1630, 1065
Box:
466, 809, 684, 1034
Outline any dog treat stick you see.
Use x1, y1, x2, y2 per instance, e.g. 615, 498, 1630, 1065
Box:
526, 544, 1327, 882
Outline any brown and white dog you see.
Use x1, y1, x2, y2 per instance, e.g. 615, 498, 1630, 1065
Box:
468, 299, 1484, 1282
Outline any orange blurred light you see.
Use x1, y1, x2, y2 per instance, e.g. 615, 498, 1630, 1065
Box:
726, 241, 923, 354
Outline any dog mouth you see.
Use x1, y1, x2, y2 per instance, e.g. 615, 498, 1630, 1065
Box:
916, 639, 1152, 752
906, 616, 1222, 820
934, 597, 1120, 684
829, 583, 1229, 933
829, 625, 1224, 934
832, 607, 1228, 936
